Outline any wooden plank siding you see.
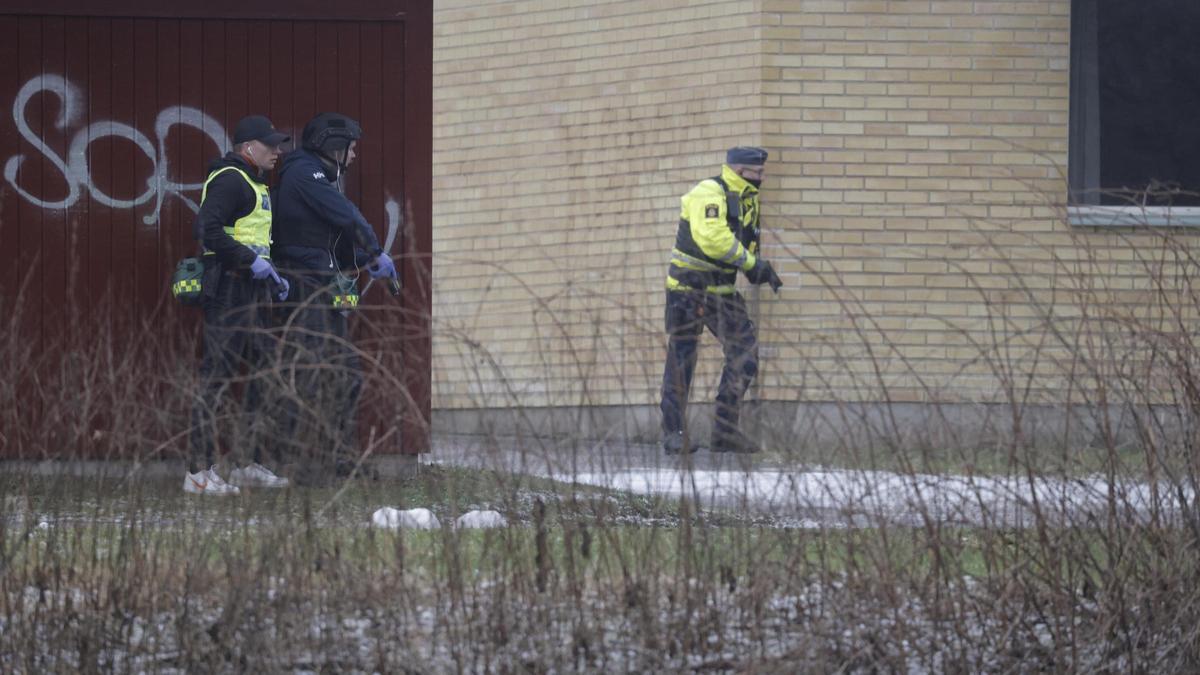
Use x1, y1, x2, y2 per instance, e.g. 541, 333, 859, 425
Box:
0, 2, 432, 456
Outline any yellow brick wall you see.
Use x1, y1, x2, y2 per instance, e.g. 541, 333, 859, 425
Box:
758, 0, 1076, 406
433, 0, 1199, 413
433, 0, 769, 409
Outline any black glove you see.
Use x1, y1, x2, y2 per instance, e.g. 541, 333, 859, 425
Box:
746, 259, 783, 293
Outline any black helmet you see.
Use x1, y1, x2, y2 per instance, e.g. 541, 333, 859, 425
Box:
302, 112, 362, 154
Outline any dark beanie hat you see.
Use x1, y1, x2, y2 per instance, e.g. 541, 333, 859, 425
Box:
726, 146, 768, 166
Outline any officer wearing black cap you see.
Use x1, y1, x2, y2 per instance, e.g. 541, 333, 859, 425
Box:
186, 115, 292, 494
270, 112, 397, 483
660, 146, 783, 455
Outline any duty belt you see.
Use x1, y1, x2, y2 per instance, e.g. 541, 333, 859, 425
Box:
669, 265, 736, 290
204, 243, 271, 258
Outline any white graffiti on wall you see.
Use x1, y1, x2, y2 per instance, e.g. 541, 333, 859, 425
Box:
3, 74, 230, 225
3, 74, 401, 248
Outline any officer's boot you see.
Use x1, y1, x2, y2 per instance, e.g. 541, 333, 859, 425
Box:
711, 413, 760, 454
663, 430, 698, 455
711, 427, 760, 453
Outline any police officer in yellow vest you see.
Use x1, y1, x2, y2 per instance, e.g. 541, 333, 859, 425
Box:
661, 146, 783, 455
185, 115, 292, 495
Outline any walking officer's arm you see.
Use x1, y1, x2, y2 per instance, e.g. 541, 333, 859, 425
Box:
684, 181, 757, 273
195, 173, 258, 267
345, 200, 385, 257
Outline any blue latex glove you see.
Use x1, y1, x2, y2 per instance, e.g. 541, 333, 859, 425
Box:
368, 253, 397, 280
249, 255, 278, 282
275, 277, 290, 302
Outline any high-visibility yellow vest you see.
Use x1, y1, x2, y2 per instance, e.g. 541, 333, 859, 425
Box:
665, 165, 760, 295
200, 166, 273, 257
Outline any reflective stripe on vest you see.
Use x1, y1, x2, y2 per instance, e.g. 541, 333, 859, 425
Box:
671, 248, 726, 272
201, 166, 273, 256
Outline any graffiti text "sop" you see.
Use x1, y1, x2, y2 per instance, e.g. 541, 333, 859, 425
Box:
3, 74, 229, 225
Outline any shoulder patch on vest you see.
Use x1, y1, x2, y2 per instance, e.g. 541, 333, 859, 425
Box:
705, 204, 720, 218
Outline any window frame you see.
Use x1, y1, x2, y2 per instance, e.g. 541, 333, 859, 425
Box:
1067, 0, 1200, 227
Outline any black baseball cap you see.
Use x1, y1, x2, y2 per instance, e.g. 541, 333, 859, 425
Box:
233, 115, 290, 146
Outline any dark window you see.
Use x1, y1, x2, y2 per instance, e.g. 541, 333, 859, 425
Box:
1070, 0, 1200, 207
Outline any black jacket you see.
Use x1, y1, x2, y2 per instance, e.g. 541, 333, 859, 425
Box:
192, 153, 266, 268
271, 148, 382, 273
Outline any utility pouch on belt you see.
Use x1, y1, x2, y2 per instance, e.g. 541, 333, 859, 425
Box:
171, 257, 204, 306
332, 273, 360, 310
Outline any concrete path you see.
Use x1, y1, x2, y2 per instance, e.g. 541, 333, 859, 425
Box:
427, 434, 1191, 528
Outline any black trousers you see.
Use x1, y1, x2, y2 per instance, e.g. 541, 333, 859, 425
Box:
659, 290, 759, 440
189, 270, 274, 472
275, 270, 363, 475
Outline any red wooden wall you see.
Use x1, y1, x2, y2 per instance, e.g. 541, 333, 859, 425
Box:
0, 1, 432, 456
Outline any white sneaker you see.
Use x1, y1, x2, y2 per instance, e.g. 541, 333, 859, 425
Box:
228, 463, 289, 488
183, 466, 241, 496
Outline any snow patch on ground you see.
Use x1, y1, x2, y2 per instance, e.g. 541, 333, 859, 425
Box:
569, 466, 1191, 527
456, 509, 507, 529
370, 507, 440, 529
370, 508, 508, 529
3, 574, 1153, 672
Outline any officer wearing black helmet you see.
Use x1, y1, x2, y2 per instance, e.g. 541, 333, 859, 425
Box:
273, 113, 393, 279
271, 112, 397, 481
